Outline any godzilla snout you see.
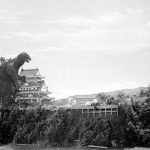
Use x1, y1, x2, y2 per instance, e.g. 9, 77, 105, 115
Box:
26, 56, 31, 63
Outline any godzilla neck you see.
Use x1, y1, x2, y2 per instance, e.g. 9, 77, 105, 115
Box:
14, 61, 24, 70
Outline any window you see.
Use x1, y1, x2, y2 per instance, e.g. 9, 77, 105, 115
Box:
89, 109, 93, 113
83, 113, 88, 117
83, 109, 88, 113
101, 112, 105, 117
106, 112, 111, 117
95, 108, 99, 112
95, 113, 100, 117
89, 113, 93, 118
101, 109, 105, 112
112, 108, 117, 111
112, 112, 118, 117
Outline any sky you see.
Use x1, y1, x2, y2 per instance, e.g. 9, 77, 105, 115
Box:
0, 0, 150, 99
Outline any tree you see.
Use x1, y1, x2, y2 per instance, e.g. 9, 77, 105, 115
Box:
0, 57, 6, 65
96, 93, 107, 104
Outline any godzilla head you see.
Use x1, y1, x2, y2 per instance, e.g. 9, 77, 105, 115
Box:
17, 52, 31, 64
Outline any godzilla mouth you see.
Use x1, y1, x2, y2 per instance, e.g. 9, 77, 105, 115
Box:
26, 58, 31, 63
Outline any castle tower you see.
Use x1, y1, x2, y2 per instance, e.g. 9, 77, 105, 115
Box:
15, 68, 52, 106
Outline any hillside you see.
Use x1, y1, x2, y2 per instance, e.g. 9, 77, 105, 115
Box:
56, 86, 147, 105
104, 86, 147, 97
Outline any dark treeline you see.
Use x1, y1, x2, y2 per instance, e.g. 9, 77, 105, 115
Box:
0, 94, 150, 148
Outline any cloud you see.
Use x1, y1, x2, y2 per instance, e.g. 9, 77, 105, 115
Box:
60, 11, 125, 27
125, 7, 144, 14
0, 16, 17, 21
2, 52, 20, 59
34, 47, 63, 53
4, 8, 150, 55
0, 10, 8, 14
0, 10, 30, 24
13, 32, 35, 38
0, 35, 12, 39
35, 12, 123, 29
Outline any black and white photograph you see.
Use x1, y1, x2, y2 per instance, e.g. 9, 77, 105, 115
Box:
0, 0, 150, 149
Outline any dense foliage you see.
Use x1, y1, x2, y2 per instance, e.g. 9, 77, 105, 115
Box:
0, 107, 75, 146
0, 86, 150, 147
0, 96, 150, 148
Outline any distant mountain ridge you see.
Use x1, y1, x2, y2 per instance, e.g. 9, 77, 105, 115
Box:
56, 86, 147, 105
103, 86, 147, 97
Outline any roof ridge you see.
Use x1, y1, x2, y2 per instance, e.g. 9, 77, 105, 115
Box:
74, 94, 96, 96
19, 68, 40, 76
21, 68, 38, 71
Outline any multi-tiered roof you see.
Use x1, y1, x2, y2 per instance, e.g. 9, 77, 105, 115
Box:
16, 68, 51, 105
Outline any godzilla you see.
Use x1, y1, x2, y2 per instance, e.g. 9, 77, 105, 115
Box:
0, 52, 31, 106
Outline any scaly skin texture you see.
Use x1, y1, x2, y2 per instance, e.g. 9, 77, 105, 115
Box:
0, 52, 31, 106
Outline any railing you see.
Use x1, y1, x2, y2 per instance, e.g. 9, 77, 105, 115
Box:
67, 105, 118, 118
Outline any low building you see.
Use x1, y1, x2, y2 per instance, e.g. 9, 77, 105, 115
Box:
66, 105, 118, 118
68, 94, 98, 106
62, 105, 118, 124
15, 68, 52, 106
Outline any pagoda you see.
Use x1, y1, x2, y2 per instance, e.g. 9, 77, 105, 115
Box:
15, 68, 52, 106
